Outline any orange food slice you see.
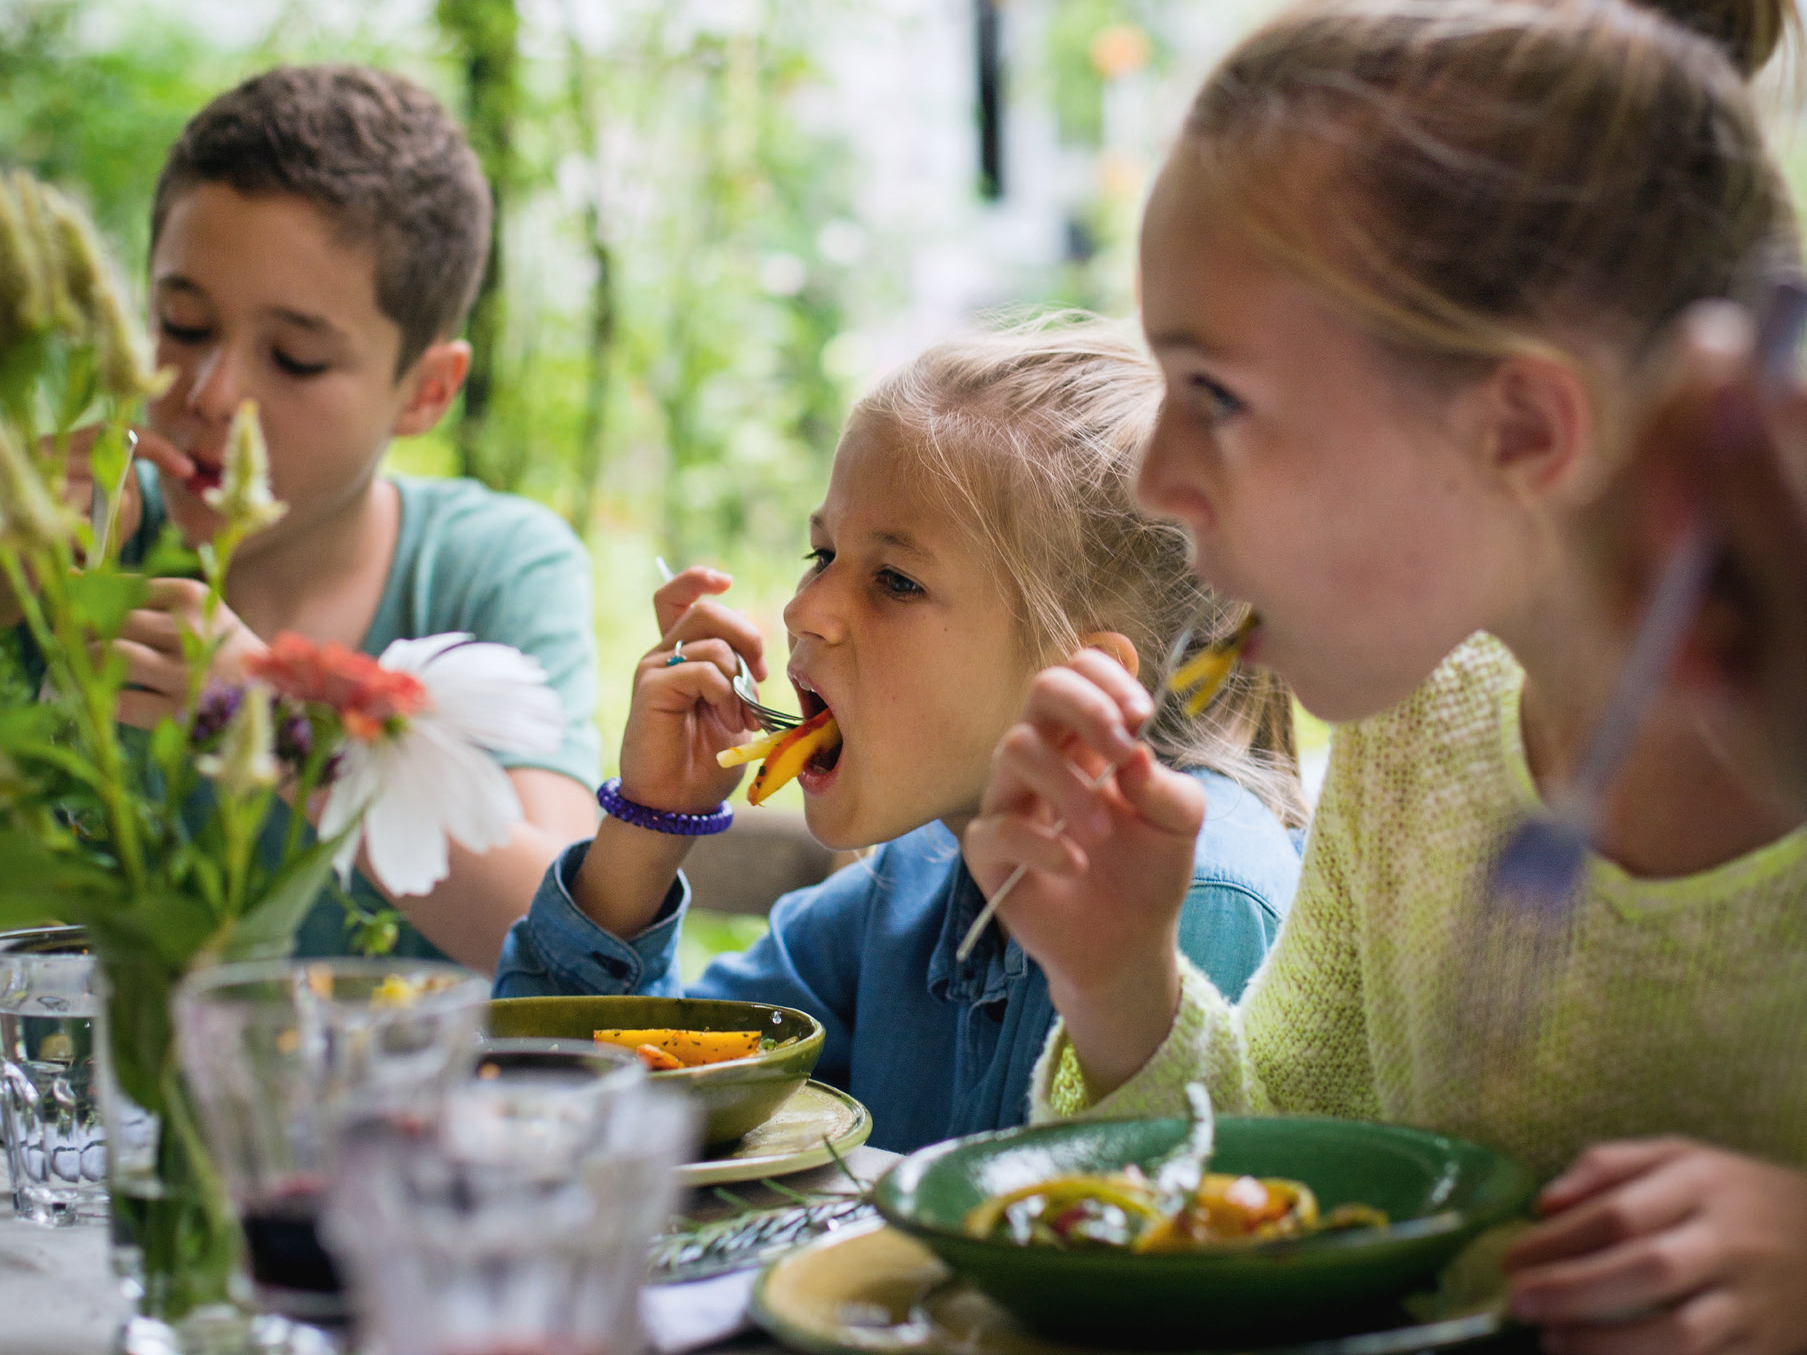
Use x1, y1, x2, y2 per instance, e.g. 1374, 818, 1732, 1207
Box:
592, 1028, 763, 1066
745, 709, 841, 806
633, 1043, 685, 1071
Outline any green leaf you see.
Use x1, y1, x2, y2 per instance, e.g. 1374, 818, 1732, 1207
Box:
149, 715, 186, 777
221, 830, 349, 962
63, 569, 147, 640
141, 525, 201, 580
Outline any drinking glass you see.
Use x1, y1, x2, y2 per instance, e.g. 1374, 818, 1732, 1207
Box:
171, 958, 489, 1331
323, 1038, 691, 1355
0, 925, 108, 1225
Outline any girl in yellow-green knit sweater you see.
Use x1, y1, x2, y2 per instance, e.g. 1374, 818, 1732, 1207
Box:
960, 2, 1807, 1354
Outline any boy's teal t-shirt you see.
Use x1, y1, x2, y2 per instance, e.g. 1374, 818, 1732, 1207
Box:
124, 468, 603, 960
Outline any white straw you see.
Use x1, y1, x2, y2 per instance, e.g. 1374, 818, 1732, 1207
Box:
655, 556, 676, 583
956, 764, 1117, 963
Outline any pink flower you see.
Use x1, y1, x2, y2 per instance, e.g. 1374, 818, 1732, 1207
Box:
246, 634, 429, 743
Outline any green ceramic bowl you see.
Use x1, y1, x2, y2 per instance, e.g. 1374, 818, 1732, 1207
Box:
486, 995, 823, 1146
874, 1115, 1533, 1349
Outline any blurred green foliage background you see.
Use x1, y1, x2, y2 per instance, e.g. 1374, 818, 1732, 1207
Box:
1, 0, 1245, 780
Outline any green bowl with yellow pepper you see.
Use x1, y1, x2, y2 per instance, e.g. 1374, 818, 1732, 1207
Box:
487, 994, 823, 1145
873, 1114, 1533, 1348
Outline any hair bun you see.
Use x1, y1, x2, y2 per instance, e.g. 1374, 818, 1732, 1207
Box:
1633, 0, 1791, 74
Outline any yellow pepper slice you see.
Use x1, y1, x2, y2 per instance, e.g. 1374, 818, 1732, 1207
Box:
716, 727, 789, 768
745, 709, 841, 805
1168, 614, 1258, 716
592, 1028, 763, 1065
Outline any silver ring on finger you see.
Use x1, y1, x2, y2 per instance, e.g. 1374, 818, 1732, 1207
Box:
665, 640, 686, 668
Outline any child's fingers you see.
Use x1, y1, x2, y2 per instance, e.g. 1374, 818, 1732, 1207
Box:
653, 567, 733, 633
1021, 665, 1143, 770
129, 428, 195, 481
660, 597, 767, 682
1066, 647, 1155, 733
962, 813, 1088, 889
1534, 1138, 1699, 1217
985, 721, 1116, 838
1506, 1149, 1701, 1272
117, 607, 185, 652
1111, 746, 1209, 838
1509, 1217, 1720, 1329
109, 638, 186, 695
641, 653, 747, 728
143, 576, 210, 615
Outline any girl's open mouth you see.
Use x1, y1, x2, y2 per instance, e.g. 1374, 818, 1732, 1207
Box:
793, 681, 844, 788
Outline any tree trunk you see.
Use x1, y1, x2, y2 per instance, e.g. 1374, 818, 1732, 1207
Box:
436, 0, 520, 487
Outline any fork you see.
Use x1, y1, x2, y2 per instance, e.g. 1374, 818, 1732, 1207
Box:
732, 655, 802, 733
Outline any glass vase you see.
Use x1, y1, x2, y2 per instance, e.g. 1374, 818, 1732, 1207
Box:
93, 957, 246, 1355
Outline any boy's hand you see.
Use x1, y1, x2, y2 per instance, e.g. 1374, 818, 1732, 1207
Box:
617, 566, 767, 815
1505, 1137, 1807, 1355
109, 578, 266, 728
962, 649, 1202, 1098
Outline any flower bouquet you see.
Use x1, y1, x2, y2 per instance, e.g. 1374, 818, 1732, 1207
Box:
0, 169, 559, 1334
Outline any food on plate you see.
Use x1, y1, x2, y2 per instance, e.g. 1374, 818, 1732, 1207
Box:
736, 709, 841, 806
593, 1027, 764, 1069
963, 1166, 1387, 1252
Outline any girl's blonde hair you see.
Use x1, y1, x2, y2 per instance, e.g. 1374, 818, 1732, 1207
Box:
853, 316, 1309, 831
1182, 0, 1797, 393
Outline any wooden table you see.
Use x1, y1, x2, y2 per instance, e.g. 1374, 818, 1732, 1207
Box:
0, 1146, 899, 1355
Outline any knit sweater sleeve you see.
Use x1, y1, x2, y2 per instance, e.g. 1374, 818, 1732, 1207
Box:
1030, 721, 1378, 1123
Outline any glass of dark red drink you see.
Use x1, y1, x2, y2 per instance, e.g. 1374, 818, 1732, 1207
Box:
321, 1040, 689, 1355
172, 958, 490, 1338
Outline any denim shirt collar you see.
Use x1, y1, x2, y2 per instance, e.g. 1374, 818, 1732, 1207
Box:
925, 853, 1026, 1006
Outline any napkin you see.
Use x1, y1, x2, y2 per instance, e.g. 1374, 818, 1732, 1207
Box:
641, 1269, 761, 1354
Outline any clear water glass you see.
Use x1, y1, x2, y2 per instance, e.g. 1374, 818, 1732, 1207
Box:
323, 1039, 691, 1355
0, 925, 108, 1226
172, 958, 490, 1330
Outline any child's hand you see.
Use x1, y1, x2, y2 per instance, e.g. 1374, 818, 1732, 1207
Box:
617, 566, 768, 815
109, 579, 265, 729
962, 649, 1204, 1097
1505, 1137, 1807, 1355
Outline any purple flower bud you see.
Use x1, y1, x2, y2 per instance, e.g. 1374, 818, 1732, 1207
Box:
275, 709, 313, 768
190, 685, 242, 746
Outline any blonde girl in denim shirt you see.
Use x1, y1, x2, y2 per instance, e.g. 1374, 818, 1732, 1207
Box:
496, 320, 1306, 1152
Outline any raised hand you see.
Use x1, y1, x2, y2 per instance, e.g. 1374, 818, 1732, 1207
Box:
109, 578, 266, 729
616, 565, 768, 815
1505, 1137, 1807, 1355
962, 648, 1203, 1098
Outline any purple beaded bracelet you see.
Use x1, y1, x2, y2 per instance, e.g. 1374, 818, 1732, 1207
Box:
596, 778, 733, 836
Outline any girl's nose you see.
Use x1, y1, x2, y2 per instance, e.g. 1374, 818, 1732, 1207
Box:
1135, 400, 1203, 519
183, 342, 243, 424
783, 567, 847, 645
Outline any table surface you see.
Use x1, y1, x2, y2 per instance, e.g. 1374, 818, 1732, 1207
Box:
0, 1145, 901, 1355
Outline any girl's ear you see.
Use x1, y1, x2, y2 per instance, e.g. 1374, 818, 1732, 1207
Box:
1477, 352, 1594, 501
1077, 630, 1140, 678
392, 339, 473, 438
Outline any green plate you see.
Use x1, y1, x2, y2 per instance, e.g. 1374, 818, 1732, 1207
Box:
678, 1081, 872, 1186
487, 995, 823, 1146
752, 1221, 1529, 1355
873, 1115, 1533, 1349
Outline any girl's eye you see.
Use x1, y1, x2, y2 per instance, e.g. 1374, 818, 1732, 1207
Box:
802, 547, 833, 574
159, 319, 210, 346
1189, 373, 1243, 423
876, 568, 923, 600
272, 349, 330, 378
